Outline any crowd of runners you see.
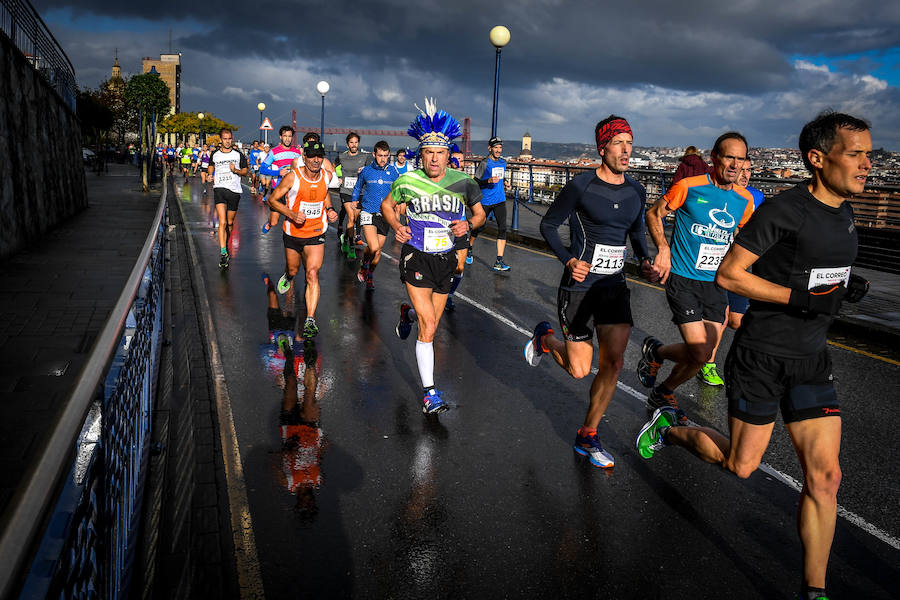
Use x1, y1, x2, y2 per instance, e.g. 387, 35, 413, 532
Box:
169, 102, 873, 600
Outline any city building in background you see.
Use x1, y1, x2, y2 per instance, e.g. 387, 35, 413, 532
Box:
142, 53, 181, 116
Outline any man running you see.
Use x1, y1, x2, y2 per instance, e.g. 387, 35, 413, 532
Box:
248, 140, 261, 193
700, 157, 769, 385
334, 132, 368, 259
209, 128, 249, 268
198, 144, 211, 192
524, 115, 656, 469
351, 140, 400, 290
383, 99, 486, 414
394, 148, 412, 174
637, 131, 755, 424
636, 110, 871, 600
266, 139, 340, 338
469, 137, 512, 271
261, 126, 303, 233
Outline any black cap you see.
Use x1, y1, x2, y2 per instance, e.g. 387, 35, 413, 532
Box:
489, 137, 502, 147
303, 140, 325, 158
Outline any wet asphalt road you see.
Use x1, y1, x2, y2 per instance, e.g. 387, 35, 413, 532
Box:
174, 178, 899, 600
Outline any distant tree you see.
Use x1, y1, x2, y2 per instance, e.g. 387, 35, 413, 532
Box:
97, 76, 134, 146
158, 111, 238, 144
125, 73, 170, 190
77, 88, 114, 170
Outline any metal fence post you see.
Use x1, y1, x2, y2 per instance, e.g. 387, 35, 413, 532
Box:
528, 163, 534, 203
565, 166, 570, 184
512, 189, 519, 232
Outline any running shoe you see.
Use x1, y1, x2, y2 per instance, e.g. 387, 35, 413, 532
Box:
648, 386, 687, 425
637, 336, 663, 388
524, 321, 553, 367
573, 431, 615, 468
365, 272, 375, 291
346, 246, 357, 260
357, 266, 367, 283
303, 317, 319, 338
340, 233, 349, 256
395, 303, 413, 340
277, 274, 291, 295
218, 252, 229, 269
445, 295, 455, 312
261, 222, 272, 234
696, 363, 724, 386
465, 254, 473, 265
492, 258, 511, 272
635, 407, 677, 459
276, 333, 293, 355
422, 389, 448, 414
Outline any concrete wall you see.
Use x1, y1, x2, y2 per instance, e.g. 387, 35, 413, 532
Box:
0, 31, 87, 260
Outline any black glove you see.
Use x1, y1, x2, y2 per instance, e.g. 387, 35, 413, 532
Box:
845, 273, 869, 303
788, 284, 847, 315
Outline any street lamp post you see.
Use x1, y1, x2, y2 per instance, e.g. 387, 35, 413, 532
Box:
198, 112, 205, 145
489, 26, 510, 139
316, 81, 330, 146
257, 102, 267, 145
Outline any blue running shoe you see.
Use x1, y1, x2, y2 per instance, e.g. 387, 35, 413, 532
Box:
395, 303, 413, 340
492, 258, 511, 272
465, 253, 473, 265
573, 431, 615, 468
422, 389, 448, 414
524, 321, 553, 367
261, 222, 272, 234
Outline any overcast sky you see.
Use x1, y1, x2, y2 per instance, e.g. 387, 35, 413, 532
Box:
34, 0, 900, 150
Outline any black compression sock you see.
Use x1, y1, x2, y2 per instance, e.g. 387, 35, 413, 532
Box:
802, 586, 827, 600
656, 383, 673, 396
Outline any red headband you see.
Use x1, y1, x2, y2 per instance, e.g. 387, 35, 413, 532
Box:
596, 119, 633, 150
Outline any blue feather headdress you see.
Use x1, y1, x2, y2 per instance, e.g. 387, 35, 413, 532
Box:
408, 98, 461, 149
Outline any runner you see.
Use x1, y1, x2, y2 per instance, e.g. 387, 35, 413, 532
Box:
382, 99, 486, 414
191, 143, 200, 176
637, 131, 755, 424
198, 144, 211, 192
699, 157, 769, 385
247, 140, 261, 194
469, 137, 512, 271
524, 115, 656, 469
208, 128, 249, 269
636, 110, 872, 600
291, 132, 336, 176
351, 140, 400, 290
265, 139, 340, 338
394, 148, 413, 174
260, 126, 303, 234
165, 144, 176, 176
334, 132, 369, 259
179, 143, 193, 182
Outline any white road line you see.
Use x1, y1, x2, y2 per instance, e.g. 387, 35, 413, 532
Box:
382, 250, 900, 551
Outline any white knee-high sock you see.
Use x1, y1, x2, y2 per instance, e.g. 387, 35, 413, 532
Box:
415, 340, 435, 389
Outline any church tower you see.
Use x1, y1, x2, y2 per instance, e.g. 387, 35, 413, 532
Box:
519, 132, 533, 159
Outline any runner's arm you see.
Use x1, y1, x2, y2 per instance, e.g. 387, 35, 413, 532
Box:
539, 180, 579, 265
259, 151, 279, 177
473, 160, 490, 187
381, 192, 411, 242
266, 172, 302, 222
717, 244, 790, 305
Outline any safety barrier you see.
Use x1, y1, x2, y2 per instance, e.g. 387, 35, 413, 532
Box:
0, 186, 168, 598
0, 0, 77, 111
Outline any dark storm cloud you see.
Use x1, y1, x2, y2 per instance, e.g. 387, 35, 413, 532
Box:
34, 0, 900, 94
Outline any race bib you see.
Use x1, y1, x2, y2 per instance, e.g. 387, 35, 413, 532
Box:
694, 243, 728, 271
589, 244, 626, 275
491, 167, 505, 179
423, 227, 453, 253
807, 266, 851, 290
343, 176, 358, 188
360, 211, 373, 226
300, 201, 322, 218
214, 170, 235, 186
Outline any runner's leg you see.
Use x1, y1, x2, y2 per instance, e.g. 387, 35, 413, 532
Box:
301, 244, 325, 320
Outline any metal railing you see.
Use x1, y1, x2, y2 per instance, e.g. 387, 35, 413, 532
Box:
0, 184, 168, 598
0, 0, 77, 111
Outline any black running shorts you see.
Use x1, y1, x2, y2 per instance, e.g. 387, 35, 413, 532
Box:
558, 282, 633, 342
725, 345, 839, 425
665, 272, 727, 325
360, 211, 389, 237
283, 232, 325, 253
214, 188, 241, 212
473, 202, 508, 240
398, 244, 456, 293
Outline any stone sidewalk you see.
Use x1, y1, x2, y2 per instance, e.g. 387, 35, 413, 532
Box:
0, 163, 161, 517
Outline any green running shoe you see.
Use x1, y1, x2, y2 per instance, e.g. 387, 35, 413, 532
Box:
636, 407, 676, 459
303, 317, 319, 338
340, 233, 349, 256
346, 246, 356, 260
696, 362, 724, 386
277, 273, 291, 294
